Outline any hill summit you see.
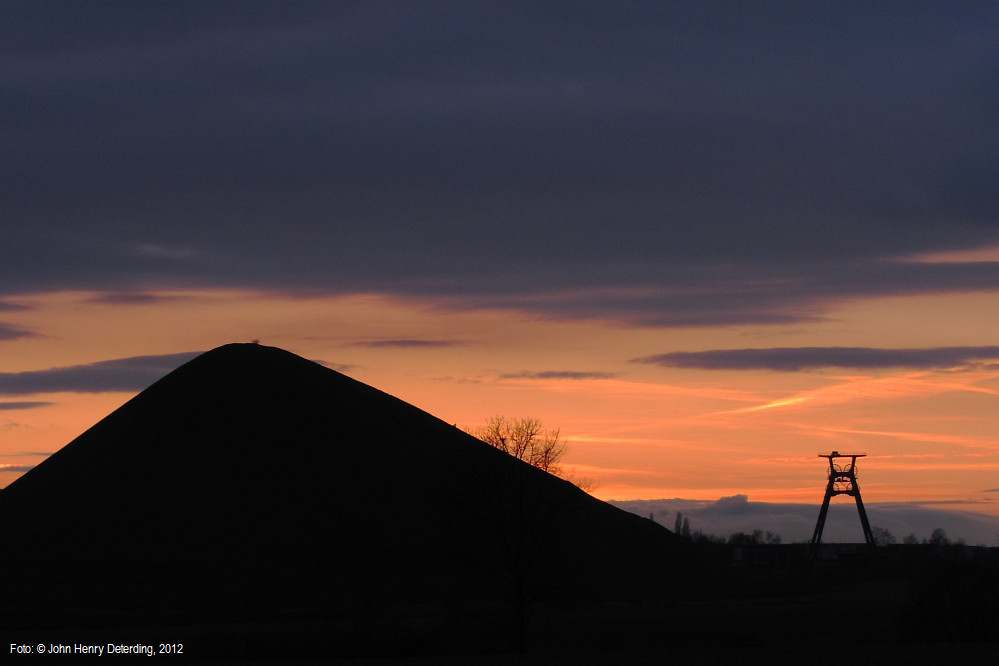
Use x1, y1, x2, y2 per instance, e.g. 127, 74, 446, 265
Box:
1, 344, 691, 650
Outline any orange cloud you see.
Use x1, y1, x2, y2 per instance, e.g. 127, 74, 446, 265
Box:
791, 425, 999, 451
718, 370, 999, 415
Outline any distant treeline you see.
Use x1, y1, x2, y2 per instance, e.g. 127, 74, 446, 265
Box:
661, 511, 973, 547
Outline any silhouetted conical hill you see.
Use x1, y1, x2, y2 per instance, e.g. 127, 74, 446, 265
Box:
1, 344, 693, 619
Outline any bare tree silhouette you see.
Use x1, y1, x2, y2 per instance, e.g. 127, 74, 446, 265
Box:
471, 416, 593, 491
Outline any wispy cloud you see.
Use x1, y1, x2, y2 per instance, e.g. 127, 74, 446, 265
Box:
717, 372, 999, 415
0, 464, 36, 473
789, 425, 999, 452
632, 346, 999, 371
501, 370, 618, 380
867, 462, 999, 471
0, 323, 35, 341
0, 401, 53, 411
518, 376, 759, 402
313, 360, 360, 373
349, 339, 466, 349
0, 301, 31, 312
133, 243, 200, 260
0, 352, 201, 396
84, 292, 180, 306
569, 463, 658, 478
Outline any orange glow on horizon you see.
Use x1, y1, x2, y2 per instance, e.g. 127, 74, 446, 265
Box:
3, 288, 999, 518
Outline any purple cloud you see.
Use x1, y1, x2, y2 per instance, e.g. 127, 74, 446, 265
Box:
632, 346, 999, 371
0, 352, 202, 396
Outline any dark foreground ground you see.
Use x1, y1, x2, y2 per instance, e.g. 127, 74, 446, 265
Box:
276, 643, 999, 666
4, 543, 997, 664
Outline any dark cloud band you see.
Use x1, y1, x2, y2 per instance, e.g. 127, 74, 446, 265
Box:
632, 346, 999, 371
2, 3, 998, 327
0, 352, 202, 396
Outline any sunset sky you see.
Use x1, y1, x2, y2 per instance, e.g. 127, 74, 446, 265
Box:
3, 2, 999, 524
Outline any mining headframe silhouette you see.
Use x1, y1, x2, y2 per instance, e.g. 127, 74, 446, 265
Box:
809, 451, 875, 555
